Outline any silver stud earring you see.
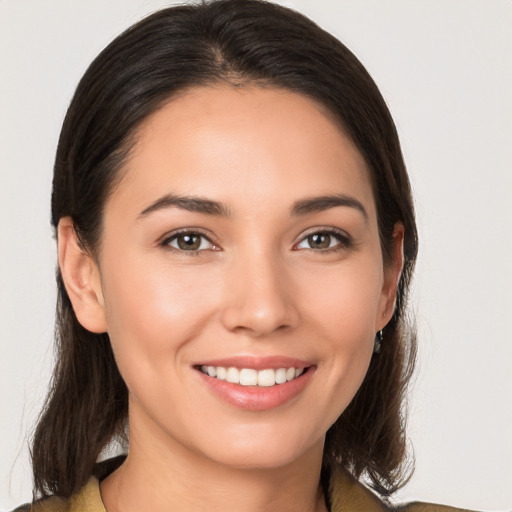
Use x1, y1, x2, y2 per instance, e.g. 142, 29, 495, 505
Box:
374, 330, 383, 354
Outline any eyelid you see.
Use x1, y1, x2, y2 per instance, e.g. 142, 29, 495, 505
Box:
157, 226, 352, 253
293, 226, 353, 251
158, 228, 220, 251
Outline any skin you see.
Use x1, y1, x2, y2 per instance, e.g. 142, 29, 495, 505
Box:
58, 86, 403, 512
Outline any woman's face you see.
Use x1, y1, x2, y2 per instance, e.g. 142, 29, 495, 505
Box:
90, 86, 400, 469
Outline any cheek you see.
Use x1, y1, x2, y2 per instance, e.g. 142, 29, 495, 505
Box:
297, 258, 382, 410
100, 255, 221, 377
301, 256, 384, 338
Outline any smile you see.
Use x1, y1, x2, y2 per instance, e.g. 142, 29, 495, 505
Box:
199, 365, 305, 387
195, 356, 314, 410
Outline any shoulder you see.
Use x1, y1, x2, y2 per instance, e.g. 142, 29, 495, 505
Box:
11, 496, 67, 512
11, 477, 105, 512
13, 465, 481, 512
396, 504, 478, 512
329, 468, 480, 512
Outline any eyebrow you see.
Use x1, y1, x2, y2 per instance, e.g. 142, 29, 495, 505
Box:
291, 194, 368, 221
138, 194, 230, 219
138, 192, 368, 221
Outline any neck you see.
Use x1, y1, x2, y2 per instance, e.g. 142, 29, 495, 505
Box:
100, 407, 328, 512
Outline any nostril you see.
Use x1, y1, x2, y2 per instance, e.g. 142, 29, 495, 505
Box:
220, 299, 300, 337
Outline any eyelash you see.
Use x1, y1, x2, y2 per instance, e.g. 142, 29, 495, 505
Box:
294, 227, 352, 254
159, 229, 218, 256
159, 227, 352, 255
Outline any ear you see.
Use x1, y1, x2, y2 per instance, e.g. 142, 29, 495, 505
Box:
377, 222, 405, 330
57, 217, 108, 333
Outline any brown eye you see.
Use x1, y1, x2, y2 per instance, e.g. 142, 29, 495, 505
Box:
296, 230, 350, 251
165, 232, 214, 252
307, 233, 331, 249
177, 234, 201, 250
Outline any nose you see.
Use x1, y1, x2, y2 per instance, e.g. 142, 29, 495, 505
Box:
220, 249, 300, 337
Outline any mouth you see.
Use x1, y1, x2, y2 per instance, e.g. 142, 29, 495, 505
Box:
193, 357, 314, 410
197, 365, 307, 387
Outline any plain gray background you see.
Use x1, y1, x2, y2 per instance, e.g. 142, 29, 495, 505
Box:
1, 1, 511, 510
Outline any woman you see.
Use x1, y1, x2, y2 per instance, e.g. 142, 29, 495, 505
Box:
13, 1, 477, 511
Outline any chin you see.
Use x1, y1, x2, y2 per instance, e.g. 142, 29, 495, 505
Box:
194, 428, 323, 471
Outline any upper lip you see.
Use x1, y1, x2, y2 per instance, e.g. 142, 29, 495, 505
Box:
194, 355, 313, 370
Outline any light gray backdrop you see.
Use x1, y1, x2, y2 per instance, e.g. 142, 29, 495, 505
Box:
1, 1, 511, 511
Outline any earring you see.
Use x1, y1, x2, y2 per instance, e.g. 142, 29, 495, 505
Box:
374, 330, 383, 354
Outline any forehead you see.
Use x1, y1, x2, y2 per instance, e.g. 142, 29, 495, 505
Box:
108, 85, 375, 219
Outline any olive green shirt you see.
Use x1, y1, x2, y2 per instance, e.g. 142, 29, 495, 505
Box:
14, 467, 477, 512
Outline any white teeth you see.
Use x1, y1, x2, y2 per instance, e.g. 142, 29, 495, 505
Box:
239, 368, 258, 386
257, 369, 275, 387
199, 365, 306, 387
286, 367, 296, 381
275, 368, 287, 384
226, 367, 240, 383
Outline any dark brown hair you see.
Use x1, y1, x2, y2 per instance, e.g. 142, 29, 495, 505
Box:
32, 0, 418, 501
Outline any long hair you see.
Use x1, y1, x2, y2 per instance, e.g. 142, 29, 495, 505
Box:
32, 0, 418, 500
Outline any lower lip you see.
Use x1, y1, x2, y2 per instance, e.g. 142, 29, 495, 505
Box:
196, 368, 314, 411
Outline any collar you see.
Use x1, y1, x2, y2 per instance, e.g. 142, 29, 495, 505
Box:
28, 466, 390, 512
26, 469, 475, 512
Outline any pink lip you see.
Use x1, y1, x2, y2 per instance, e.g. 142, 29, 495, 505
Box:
193, 356, 315, 411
